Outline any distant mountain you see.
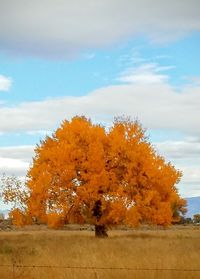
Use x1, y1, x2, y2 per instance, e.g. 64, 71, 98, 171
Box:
186, 197, 200, 218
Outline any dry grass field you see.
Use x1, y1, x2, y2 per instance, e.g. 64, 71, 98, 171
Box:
0, 226, 199, 279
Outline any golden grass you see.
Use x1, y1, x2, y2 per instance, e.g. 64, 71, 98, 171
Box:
0, 226, 199, 279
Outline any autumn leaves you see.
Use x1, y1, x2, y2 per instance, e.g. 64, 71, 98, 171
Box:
2, 116, 186, 236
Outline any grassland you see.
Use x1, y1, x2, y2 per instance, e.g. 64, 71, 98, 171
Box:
0, 226, 199, 279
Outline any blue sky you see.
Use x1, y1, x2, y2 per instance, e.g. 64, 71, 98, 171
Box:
0, 0, 200, 200
1, 34, 200, 104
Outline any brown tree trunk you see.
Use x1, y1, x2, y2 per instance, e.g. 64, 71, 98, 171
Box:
95, 224, 108, 238
93, 200, 108, 237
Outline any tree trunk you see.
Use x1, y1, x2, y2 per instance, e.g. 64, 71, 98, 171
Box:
93, 200, 108, 237
95, 224, 108, 238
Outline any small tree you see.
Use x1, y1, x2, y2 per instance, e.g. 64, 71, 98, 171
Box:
0, 175, 31, 226
193, 214, 200, 224
0, 213, 4, 222
0, 175, 29, 210
2, 117, 186, 237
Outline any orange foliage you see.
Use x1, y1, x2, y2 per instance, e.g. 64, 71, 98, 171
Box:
47, 212, 64, 229
9, 208, 32, 227
20, 116, 185, 229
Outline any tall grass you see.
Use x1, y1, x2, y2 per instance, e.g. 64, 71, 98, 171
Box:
0, 226, 199, 279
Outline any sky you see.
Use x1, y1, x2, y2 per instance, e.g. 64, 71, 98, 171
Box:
0, 0, 200, 202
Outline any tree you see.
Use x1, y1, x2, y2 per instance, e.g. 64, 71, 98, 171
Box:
2, 116, 186, 237
193, 214, 200, 224
0, 175, 31, 227
0, 175, 29, 211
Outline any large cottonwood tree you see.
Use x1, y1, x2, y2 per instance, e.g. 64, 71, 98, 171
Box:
3, 116, 186, 237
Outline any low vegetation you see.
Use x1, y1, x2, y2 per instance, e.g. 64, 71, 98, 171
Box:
0, 226, 199, 279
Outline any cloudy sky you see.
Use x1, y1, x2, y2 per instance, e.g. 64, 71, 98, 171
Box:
0, 0, 200, 201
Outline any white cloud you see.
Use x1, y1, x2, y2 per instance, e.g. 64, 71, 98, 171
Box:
0, 75, 12, 91
0, 145, 34, 162
181, 166, 200, 185
154, 140, 200, 197
0, 82, 200, 135
155, 140, 200, 159
83, 53, 96, 60
26, 130, 52, 136
176, 166, 200, 198
0, 0, 200, 58
118, 63, 174, 84
184, 76, 200, 86
0, 157, 29, 176
0, 145, 34, 176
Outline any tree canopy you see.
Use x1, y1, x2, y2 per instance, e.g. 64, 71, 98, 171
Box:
2, 116, 186, 237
